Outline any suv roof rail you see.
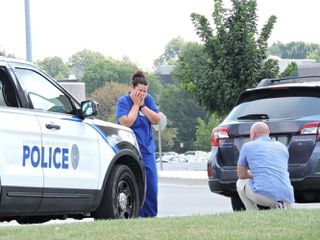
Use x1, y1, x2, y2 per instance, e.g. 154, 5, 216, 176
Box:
256, 76, 320, 88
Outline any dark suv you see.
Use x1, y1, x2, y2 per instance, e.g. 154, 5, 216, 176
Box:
208, 76, 320, 210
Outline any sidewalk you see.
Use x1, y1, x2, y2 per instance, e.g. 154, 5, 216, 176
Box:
157, 170, 207, 180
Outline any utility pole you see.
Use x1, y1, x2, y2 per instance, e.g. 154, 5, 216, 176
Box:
158, 124, 163, 170
25, 0, 32, 62
152, 113, 167, 171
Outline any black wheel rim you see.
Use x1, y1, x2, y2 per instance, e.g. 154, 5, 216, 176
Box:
117, 178, 134, 218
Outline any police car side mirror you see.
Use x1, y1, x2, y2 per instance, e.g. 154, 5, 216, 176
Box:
81, 100, 98, 118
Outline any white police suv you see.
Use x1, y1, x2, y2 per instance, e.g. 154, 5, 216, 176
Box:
0, 57, 145, 223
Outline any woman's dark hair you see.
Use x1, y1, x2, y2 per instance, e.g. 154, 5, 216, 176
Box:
131, 70, 148, 87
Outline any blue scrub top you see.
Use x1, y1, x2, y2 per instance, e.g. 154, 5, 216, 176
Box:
116, 93, 159, 154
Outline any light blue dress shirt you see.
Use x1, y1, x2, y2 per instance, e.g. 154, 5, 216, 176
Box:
238, 135, 295, 203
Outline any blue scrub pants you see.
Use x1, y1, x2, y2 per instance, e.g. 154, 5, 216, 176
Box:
139, 152, 158, 217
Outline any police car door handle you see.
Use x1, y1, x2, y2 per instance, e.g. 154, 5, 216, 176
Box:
45, 123, 61, 130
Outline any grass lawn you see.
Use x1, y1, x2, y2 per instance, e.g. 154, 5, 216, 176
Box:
0, 209, 319, 240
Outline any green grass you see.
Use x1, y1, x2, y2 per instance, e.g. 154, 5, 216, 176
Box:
1, 209, 319, 240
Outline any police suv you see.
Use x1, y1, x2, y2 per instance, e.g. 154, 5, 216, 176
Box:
0, 57, 145, 223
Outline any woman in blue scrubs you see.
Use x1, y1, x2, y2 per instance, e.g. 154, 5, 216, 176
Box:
116, 71, 160, 217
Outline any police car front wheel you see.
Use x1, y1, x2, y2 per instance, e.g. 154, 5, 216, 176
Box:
94, 164, 140, 219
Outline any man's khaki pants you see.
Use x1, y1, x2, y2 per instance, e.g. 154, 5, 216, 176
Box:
236, 179, 292, 210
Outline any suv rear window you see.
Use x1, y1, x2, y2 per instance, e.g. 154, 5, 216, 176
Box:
225, 87, 320, 121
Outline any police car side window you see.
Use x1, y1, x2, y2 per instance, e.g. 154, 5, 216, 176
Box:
15, 68, 74, 114
0, 68, 18, 107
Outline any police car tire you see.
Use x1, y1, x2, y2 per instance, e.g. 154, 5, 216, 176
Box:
94, 164, 140, 219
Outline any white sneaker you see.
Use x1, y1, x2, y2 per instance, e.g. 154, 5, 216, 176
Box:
276, 201, 286, 209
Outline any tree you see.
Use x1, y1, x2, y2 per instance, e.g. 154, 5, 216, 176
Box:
269, 41, 320, 59
68, 49, 106, 79
279, 62, 298, 78
158, 84, 208, 152
69, 50, 144, 95
81, 57, 119, 95
35, 56, 69, 80
80, 55, 141, 95
89, 82, 129, 122
194, 113, 222, 151
172, 42, 209, 93
112, 56, 139, 84
308, 48, 320, 62
146, 72, 162, 99
154, 36, 185, 67
268, 41, 284, 57
177, 0, 277, 115
6, 53, 17, 58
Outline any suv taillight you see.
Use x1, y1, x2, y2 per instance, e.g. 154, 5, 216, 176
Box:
211, 127, 230, 147
299, 122, 320, 140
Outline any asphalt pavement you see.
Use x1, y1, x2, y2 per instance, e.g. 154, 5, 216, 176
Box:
156, 160, 208, 181
157, 162, 320, 214
156, 164, 231, 217
158, 177, 232, 217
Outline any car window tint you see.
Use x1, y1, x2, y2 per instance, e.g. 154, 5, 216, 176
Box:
0, 68, 18, 107
226, 96, 320, 120
15, 68, 74, 114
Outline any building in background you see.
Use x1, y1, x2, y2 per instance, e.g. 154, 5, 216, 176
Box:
60, 75, 85, 103
269, 55, 320, 76
155, 65, 174, 85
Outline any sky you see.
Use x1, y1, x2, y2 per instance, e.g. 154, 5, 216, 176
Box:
1, 0, 320, 71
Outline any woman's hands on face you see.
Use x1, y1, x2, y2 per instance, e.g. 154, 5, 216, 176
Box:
131, 88, 146, 107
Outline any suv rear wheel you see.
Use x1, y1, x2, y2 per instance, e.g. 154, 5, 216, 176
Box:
94, 164, 140, 219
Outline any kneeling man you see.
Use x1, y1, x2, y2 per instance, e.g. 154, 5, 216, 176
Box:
236, 122, 294, 210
